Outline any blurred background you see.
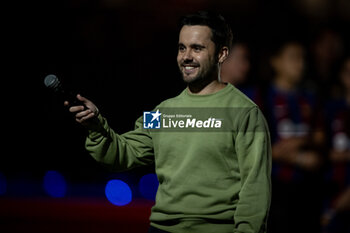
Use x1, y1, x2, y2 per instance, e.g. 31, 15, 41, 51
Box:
2, 0, 350, 232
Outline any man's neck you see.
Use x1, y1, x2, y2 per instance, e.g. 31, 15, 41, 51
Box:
187, 80, 226, 95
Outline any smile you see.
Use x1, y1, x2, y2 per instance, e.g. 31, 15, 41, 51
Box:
182, 64, 199, 74
183, 66, 198, 75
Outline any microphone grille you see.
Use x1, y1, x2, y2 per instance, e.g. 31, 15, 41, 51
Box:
44, 74, 60, 89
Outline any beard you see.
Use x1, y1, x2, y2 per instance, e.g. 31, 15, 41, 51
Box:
179, 59, 218, 86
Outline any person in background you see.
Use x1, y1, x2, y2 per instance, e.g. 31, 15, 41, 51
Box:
305, 28, 344, 100
322, 56, 350, 233
265, 40, 325, 233
220, 42, 265, 108
220, 42, 250, 86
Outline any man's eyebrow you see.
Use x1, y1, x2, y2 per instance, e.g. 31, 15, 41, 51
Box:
178, 43, 206, 48
190, 44, 206, 48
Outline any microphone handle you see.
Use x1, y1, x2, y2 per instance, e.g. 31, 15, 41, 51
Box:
58, 89, 87, 109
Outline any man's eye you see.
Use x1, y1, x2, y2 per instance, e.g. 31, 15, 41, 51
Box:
194, 46, 202, 52
178, 46, 186, 52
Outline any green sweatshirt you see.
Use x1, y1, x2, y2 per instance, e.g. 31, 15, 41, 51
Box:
86, 84, 271, 233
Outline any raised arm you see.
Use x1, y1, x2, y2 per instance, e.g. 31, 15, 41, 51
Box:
67, 94, 154, 171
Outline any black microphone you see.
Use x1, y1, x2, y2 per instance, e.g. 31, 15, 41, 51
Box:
44, 74, 85, 107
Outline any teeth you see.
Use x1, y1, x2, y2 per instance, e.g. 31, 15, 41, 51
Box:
185, 66, 195, 70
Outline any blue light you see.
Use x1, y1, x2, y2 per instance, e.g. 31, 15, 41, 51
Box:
0, 172, 6, 195
43, 170, 67, 198
139, 173, 159, 200
105, 179, 132, 206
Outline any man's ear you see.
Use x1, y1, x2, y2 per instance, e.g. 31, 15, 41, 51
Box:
218, 46, 229, 64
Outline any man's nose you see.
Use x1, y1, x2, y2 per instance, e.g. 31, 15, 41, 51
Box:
183, 49, 193, 61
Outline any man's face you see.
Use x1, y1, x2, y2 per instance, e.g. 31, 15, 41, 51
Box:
177, 25, 217, 84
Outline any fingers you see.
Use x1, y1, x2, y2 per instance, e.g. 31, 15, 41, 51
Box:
64, 94, 89, 108
76, 94, 90, 104
74, 109, 97, 123
76, 111, 96, 123
66, 101, 93, 123
69, 105, 85, 113
63, 94, 99, 124
66, 94, 89, 113
75, 108, 92, 118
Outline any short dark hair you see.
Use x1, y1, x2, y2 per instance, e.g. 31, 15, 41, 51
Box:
179, 11, 233, 54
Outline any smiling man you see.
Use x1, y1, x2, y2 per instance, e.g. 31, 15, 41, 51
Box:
66, 11, 271, 233
178, 25, 221, 89
177, 16, 229, 94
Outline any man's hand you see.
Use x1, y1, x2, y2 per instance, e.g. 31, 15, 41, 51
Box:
64, 94, 99, 124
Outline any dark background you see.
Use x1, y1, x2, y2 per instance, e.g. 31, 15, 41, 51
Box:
4, 0, 349, 177
1, 0, 350, 232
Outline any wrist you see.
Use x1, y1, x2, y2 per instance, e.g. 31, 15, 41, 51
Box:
94, 106, 100, 117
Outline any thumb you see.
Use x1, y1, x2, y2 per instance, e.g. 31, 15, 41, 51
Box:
76, 94, 98, 115
76, 94, 89, 103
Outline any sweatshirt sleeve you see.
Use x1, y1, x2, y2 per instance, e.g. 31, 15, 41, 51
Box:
85, 114, 154, 171
234, 107, 272, 233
